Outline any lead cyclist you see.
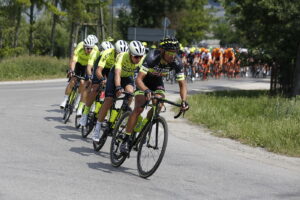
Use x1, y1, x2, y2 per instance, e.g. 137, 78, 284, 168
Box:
120, 37, 190, 154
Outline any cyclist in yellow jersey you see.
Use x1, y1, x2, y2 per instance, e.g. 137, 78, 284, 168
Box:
79, 40, 128, 127
60, 36, 99, 109
92, 41, 146, 142
75, 41, 114, 117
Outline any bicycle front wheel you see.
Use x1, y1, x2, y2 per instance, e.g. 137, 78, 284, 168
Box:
110, 111, 131, 167
137, 116, 168, 178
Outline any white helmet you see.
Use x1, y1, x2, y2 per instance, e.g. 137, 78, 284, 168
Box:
129, 41, 145, 56
115, 40, 128, 53
83, 37, 95, 48
100, 41, 114, 50
87, 34, 98, 44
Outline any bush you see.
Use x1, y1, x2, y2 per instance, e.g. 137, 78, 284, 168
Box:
0, 55, 68, 81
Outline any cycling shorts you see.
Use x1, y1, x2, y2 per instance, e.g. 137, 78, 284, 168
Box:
92, 67, 110, 84
135, 75, 165, 96
74, 62, 87, 77
105, 67, 134, 97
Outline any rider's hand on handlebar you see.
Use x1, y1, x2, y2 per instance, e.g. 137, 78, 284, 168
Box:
67, 69, 74, 78
144, 89, 152, 101
181, 101, 189, 111
115, 86, 124, 97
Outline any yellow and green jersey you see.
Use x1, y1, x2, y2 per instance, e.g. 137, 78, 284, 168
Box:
73, 41, 99, 66
115, 52, 145, 77
97, 48, 116, 69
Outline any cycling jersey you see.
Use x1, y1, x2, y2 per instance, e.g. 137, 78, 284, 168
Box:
115, 52, 144, 77
139, 49, 185, 81
73, 41, 99, 66
224, 50, 235, 59
201, 52, 212, 60
97, 48, 116, 69
212, 49, 222, 58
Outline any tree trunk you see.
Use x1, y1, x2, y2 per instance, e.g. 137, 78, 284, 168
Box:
29, 3, 34, 55
68, 22, 75, 59
13, 6, 22, 48
50, 0, 59, 56
292, 43, 300, 96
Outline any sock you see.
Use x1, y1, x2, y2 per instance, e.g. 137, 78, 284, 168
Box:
78, 102, 85, 111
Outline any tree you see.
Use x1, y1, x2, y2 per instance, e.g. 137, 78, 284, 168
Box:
222, 0, 300, 96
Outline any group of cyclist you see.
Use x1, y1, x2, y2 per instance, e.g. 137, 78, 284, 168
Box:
179, 46, 245, 81
59, 34, 189, 155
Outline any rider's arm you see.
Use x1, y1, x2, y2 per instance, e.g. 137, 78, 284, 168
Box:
96, 66, 104, 79
178, 79, 187, 102
136, 70, 148, 91
114, 68, 122, 87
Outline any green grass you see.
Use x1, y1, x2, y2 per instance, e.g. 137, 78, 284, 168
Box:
181, 90, 300, 157
0, 55, 68, 81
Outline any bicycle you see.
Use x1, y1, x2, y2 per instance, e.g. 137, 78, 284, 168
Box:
62, 75, 85, 124
81, 85, 105, 138
110, 96, 185, 178
92, 91, 133, 151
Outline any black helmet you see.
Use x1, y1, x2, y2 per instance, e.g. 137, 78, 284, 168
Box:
159, 37, 179, 51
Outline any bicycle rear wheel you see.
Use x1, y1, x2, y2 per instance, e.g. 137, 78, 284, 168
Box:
110, 111, 131, 167
137, 116, 168, 178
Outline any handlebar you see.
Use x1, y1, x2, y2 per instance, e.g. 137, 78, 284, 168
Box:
142, 96, 185, 119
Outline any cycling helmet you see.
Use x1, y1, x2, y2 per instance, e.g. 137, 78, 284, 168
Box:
129, 41, 145, 56
83, 37, 95, 48
115, 40, 128, 53
87, 35, 98, 44
100, 41, 114, 50
159, 37, 179, 51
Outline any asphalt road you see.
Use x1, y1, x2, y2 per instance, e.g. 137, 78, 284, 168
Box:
0, 78, 299, 200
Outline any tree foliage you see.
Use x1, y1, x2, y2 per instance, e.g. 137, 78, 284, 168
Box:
221, 0, 300, 95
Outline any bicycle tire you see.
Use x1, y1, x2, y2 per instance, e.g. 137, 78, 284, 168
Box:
75, 115, 81, 129
81, 114, 95, 138
92, 129, 108, 151
63, 105, 72, 124
137, 116, 168, 178
110, 111, 131, 167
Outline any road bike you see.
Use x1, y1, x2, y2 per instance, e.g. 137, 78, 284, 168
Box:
62, 75, 85, 124
110, 96, 185, 178
92, 92, 133, 151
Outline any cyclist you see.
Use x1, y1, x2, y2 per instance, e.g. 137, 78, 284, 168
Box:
60, 36, 99, 109
91, 41, 146, 142
120, 37, 189, 154
79, 40, 128, 127
201, 49, 212, 80
212, 48, 223, 79
224, 48, 236, 78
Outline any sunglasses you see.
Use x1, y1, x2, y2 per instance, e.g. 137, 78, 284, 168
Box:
165, 51, 177, 56
133, 55, 143, 59
85, 47, 93, 50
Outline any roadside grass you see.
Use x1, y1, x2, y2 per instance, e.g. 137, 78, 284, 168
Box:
180, 90, 300, 157
0, 55, 68, 81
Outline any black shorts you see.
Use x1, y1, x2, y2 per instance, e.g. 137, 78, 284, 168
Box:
105, 67, 134, 97
74, 62, 87, 77
135, 74, 165, 95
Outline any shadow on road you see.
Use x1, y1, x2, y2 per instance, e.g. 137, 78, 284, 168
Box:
46, 109, 62, 114
87, 161, 139, 177
69, 146, 109, 158
44, 116, 63, 122
55, 125, 78, 131
59, 133, 90, 143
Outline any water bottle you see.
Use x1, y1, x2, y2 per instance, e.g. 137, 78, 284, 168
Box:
109, 109, 118, 123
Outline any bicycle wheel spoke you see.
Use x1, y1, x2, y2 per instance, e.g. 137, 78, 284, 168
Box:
137, 117, 168, 178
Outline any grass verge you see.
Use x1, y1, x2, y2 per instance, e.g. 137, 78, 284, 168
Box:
180, 90, 300, 157
0, 55, 68, 81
